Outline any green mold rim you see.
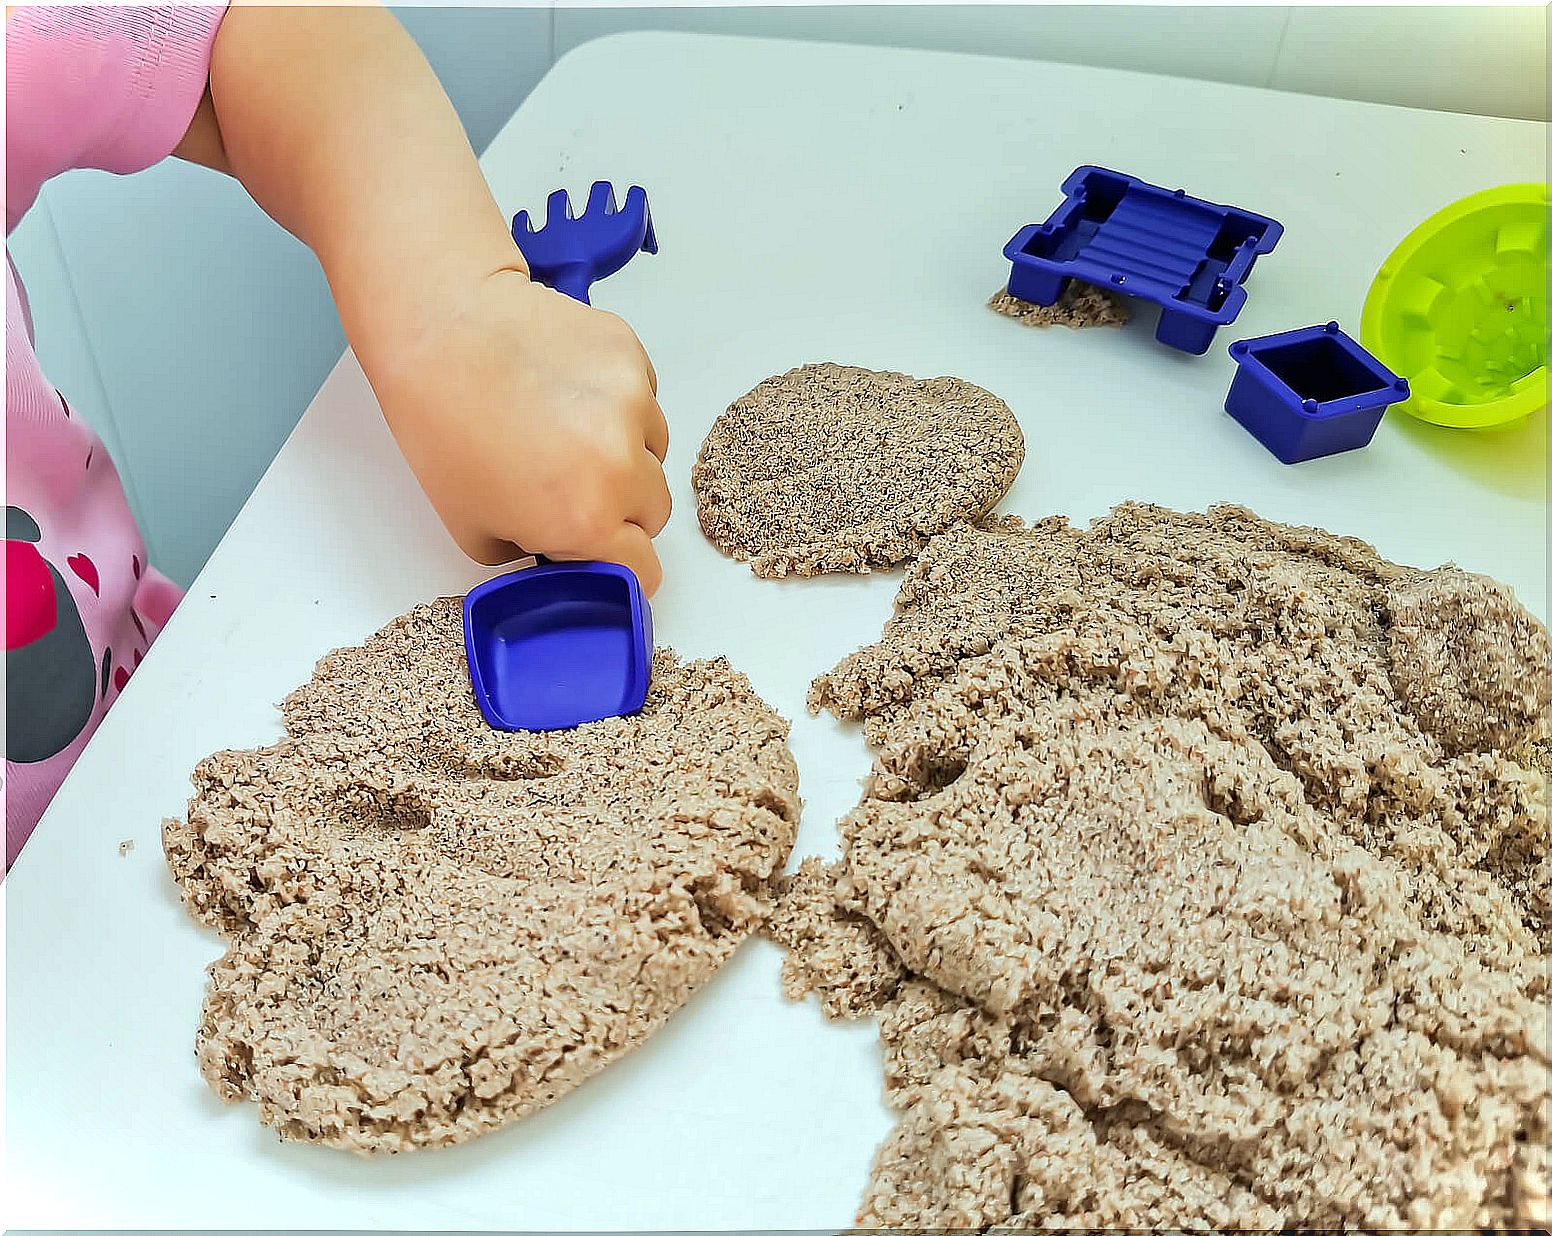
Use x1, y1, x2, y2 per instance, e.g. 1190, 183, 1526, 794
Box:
1360, 182, 1548, 430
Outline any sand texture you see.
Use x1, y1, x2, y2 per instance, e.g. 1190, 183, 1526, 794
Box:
772, 502, 1551, 1228
987, 282, 1130, 329
692, 363, 1024, 578
164, 598, 800, 1154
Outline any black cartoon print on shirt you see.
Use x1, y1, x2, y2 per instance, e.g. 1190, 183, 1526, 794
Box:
6, 504, 98, 763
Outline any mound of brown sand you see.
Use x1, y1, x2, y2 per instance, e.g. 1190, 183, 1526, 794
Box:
692, 363, 1024, 578
987, 282, 1130, 329
163, 598, 799, 1154
768, 503, 1552, 1228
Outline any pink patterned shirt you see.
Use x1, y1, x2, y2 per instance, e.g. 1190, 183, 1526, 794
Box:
6, 5, 227, 869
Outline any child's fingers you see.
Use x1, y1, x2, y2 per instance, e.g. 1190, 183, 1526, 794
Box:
583, 522, 663, 595
642, 395, 669, 463
631, 450, 673, 537
456, 527, 522, 567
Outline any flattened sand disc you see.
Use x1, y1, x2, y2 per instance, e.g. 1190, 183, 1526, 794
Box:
164, 598, 799, 1154
693, 363, 1025, 578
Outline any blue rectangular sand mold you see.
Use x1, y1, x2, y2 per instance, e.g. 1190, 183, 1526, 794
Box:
1225, 322, 1410, 464
1003, 166, 1283, 355
464, 561, 653, 732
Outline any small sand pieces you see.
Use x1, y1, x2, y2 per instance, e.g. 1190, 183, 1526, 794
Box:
988, 281, 1129, 329
769, 503, 1552, 1228
163, 598, 799, 1154
693, 363, 1024, 578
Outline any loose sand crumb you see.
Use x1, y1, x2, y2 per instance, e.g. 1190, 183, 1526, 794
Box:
987, 282, 1130, 329
163, 598, 800, 1154
693, 363, 1024, 578
773, 502, 1551, 1228
118, 840, 134, 857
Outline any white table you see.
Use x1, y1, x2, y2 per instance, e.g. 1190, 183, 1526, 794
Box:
6, 32, 1546, 1231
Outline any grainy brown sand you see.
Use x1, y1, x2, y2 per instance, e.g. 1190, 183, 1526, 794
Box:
164, 598, 800, 1154
770, 502, 1551, 1228
693, 363, 1024, 578
987, 282, 1130, 329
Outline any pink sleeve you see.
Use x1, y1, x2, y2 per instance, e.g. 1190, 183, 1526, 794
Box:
5, 4, 228, 232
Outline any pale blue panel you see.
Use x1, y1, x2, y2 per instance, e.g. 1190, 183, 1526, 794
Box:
43, 160, 345, 589
392, 5, 553, 154
554, 6, 1291, 90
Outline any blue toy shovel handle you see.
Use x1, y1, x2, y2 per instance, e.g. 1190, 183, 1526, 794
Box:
548, 267, 595, 305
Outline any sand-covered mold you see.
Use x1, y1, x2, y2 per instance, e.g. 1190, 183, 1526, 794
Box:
770, 502, 1552, 1228
164, 598, 800, 1154
693, 363, 1024, 578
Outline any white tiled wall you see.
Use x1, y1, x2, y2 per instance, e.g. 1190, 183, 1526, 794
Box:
1269, 5, 1545, 120
9, 5, 1545, 586
554, 5, 1548, 123
555, 6, 1292, 88
552, 3, 1545, 120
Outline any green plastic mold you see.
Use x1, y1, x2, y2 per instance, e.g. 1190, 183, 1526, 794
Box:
1361, 183, 1547, 429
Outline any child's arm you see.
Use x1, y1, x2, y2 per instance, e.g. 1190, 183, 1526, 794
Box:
185, 5, 671, 590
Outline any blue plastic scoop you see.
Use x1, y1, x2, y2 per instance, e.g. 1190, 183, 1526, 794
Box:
464, 561, 653, 731
461, 182, 658, 732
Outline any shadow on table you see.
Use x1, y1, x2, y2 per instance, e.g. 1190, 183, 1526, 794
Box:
1388, 406, 1548, 502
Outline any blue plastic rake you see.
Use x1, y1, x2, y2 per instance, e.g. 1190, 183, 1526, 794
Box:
511, 181, 657, 304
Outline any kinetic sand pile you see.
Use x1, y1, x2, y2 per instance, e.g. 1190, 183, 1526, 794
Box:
164, 598, 799, 1153
767, 502, 1552, 1228
693, 363, 1024, 577
987, 280, 1130, 330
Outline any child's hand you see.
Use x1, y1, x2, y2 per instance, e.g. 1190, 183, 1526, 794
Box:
370, 270, 671, 593
192, 5, 674, 593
